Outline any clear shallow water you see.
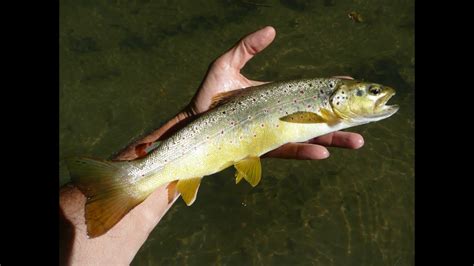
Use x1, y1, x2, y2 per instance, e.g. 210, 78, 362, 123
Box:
60, 0, 414, 265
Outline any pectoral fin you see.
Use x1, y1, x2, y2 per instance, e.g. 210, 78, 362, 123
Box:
280, 111, 326, 123
177, 178, 202, 206
234, 156, 262, 187
280, 110, 340, 125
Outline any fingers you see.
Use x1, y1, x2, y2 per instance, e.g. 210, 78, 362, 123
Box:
264, 143, 330, 160
309, 132, 364, 149
217, 26, 276, 71
264, 132, 364, 160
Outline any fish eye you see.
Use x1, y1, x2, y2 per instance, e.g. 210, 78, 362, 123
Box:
368, 85, 381, 95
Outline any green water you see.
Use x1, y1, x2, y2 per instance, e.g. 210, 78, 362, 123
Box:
60, 0, 414, 265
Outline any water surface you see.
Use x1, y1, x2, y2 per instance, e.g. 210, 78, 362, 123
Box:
60, 0, 414, 265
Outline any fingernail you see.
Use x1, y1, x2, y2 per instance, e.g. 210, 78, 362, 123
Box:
321, 149, 330, 159
354, 137, 364, 149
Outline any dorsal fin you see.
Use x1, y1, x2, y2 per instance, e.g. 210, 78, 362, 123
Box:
209, 88, 247, 109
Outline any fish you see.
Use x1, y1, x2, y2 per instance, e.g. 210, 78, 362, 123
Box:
66, 77, 399, 237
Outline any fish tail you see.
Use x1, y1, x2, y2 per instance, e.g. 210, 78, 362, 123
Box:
66, 157, 147, 238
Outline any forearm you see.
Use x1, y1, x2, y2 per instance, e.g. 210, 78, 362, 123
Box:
60, 108, 193, 265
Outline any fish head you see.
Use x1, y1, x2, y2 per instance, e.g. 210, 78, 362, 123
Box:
330, 79, 399, 124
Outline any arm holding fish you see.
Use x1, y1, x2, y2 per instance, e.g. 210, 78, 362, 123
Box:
60, 26, 364, 265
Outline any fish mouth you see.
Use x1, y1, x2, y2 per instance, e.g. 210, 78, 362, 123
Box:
371, 89, 399, 118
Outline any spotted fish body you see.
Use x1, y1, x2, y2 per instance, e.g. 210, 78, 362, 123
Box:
68, 77, 399, 237
139, 78, 345, 188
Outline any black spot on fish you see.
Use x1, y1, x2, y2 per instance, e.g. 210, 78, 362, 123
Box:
248, 116, 252, 119
253, 134, 257, 137
261, 123, 264, 127
320, 89, 324, 94
252, 98, 256, 102
300, 90, 304, 94
307, 105, 311, 108
336, 101, 340, 105
294, 99, 297, 103
222, 111, 226, 114
221, 130, 224, 135
329, 83, 334, 88
342, 91, 345, 94
309, 83, 313, 87
238, 102, 242, 105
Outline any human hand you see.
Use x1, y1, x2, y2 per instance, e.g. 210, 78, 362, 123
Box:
186, 26, 364, 160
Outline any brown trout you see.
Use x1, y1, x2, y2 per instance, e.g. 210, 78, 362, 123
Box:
67, 77, 398, 237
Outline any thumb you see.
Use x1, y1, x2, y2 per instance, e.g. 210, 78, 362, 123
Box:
217, 26, 276, 71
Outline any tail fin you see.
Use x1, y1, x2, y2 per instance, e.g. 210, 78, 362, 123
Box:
66, 157, 147, 238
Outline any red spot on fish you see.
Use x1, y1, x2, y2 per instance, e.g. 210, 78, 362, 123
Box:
135, 142, 152, 158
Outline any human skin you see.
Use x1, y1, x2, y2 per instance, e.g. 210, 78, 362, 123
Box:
59, 26, 364, 265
